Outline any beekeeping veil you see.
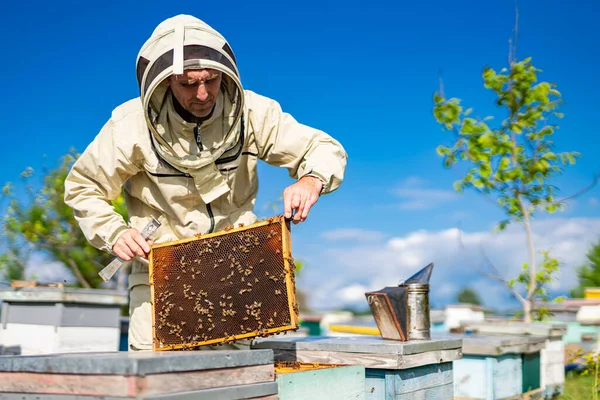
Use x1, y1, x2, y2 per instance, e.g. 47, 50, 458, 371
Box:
136, 15, 244, 204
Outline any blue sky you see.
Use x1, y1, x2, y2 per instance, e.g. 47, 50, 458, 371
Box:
2, 0, 600, 311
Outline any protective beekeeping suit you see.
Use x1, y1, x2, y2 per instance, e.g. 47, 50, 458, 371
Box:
64, 15, 347, 351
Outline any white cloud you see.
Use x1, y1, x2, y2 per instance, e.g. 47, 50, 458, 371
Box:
25, 253, 75, 284
393, 176, 459, 210
338, 284, 369, 304
320, 228, 385, 242
298, 217, 600, 312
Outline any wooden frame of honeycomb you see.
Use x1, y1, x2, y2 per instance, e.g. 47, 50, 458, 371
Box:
148, 215, 299, 351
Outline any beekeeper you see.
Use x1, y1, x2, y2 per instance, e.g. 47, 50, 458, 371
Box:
63, 14, 347, 351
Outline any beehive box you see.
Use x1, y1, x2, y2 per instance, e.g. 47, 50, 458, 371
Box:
0, 349, 278, 399
0, 287, 127, 355
252, 335, 462, 399
458, 322, 567, 398
444, 332, 546, 399
149, 216, 299, 351
274, 362, 365, 400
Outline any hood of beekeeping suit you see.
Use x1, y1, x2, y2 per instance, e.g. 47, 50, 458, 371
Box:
135, 14, 244, 204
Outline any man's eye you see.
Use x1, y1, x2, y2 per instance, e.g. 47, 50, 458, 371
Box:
180, 83, 195, 88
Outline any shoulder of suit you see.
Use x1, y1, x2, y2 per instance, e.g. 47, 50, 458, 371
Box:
243, 90, 278, 110
110, 97, 145, 124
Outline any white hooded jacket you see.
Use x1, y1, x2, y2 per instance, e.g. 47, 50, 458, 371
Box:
64, 15, 347, 288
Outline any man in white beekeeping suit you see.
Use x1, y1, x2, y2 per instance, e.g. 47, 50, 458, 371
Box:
63, 14, 347, 351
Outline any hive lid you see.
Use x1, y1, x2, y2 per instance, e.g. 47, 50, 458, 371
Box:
0, 349, 274, 375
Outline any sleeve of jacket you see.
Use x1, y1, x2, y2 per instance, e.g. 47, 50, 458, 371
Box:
246, 90, 347, 194
64, 116, 142, 254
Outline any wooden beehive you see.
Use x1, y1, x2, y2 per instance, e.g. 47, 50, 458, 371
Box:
149, 216, 299, 351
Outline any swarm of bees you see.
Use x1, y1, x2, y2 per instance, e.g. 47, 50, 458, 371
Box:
151, 217, 299, 350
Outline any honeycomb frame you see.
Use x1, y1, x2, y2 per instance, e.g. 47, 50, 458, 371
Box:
148, 215, 299, 351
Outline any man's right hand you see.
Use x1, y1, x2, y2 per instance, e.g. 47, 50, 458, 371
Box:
113, 228, 152, 261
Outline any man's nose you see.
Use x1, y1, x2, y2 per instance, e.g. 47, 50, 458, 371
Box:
196, 85, 209, 102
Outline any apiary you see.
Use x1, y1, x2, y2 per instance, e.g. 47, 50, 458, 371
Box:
149, 215, 299, 351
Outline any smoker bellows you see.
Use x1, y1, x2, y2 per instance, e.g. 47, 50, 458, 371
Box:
149, 216, 299, 351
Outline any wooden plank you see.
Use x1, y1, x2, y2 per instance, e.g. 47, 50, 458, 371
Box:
0, 288, 128, 306
452, 357, 489, 399
440, 333, 546, 356
400, 349, 462, 369
541, 339, 565, 390
271, 348, 462, 370
459, 322, 567, 339
252, 335, 462, 355
391, 362, 453, 395
504, 387, 544, 400
365, 369, 387, 400
10, 280, 64, 289
0, 381, 279, 399
395, 382, 453, 399
453, 355, 523, 399
522, 352, 541, 393
0, 364, 274, 397
150, 216, 284, 248
494, 354, 523, 399
0, 349, 274, 374
276, 365, 365, 400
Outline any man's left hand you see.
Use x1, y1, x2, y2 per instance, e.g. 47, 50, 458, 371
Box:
283, 176, 323, 224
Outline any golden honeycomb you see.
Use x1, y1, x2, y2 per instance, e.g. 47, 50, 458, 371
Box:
149, 215, 299, 350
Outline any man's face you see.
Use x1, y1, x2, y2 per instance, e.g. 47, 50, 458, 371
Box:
168, 69, 222, 118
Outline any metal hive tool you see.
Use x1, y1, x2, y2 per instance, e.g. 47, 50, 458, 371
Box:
149, 216, 299, 351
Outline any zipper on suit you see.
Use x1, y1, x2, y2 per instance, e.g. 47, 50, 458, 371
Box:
195, 120, 215, 234
194, 122, 202, 150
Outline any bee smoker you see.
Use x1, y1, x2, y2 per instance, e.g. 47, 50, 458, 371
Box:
365, 263, 434, 341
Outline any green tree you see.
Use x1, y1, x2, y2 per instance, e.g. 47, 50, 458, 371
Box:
457, 287, 482, 306
432, 43, 580, 322
570, 237, 600, 299
0, 150, 128, 288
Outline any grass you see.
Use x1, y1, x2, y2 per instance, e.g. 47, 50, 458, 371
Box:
559, 372, 597, 400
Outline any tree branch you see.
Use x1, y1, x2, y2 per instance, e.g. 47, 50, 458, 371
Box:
66, 258, 92, 289
456, 225, 525, 304
548, 171, 600, 206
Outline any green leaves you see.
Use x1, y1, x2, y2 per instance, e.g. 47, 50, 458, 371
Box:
432, 56, 577, 219
433, 55, 579, 322
0, 149, 130, 288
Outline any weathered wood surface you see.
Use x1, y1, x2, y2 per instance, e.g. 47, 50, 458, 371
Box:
253, 335, 462, 370
0, 349, 273, 375
366, 362, 454, 399
270, 348, 461, 370
0, 287, 128, 305
540, 338, 565, 397
453, 355, 523, 399
432, 332, 545, 356
276, 365, 365, 399
0, 364, 273, 397
0, 345, 21, 355
458, 322, 567, 339
252, 335, 462, 355
0, 381, 279, 400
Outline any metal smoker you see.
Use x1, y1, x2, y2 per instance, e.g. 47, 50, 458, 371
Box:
365, 263, 434, 341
